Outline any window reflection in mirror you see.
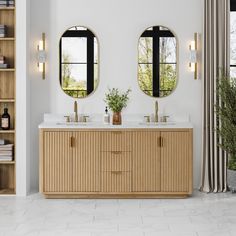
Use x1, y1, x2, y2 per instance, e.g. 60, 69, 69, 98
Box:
60, 26, 99, 98
138, 26, 177, 98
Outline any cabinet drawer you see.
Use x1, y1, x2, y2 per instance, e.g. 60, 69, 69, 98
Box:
101, 131, 132, 151
101, 151, 132, 171
101, 171, 132, 192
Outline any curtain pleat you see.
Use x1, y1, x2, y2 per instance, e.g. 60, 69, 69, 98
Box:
200, 0, 230, 193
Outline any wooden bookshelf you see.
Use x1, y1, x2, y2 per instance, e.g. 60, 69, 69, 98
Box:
0, 68, 15, 72
0, 130, 15, 134
0, 37, 14, 41
0, 188, 15, 194
0, 2, 15, 195
0, 161, 15, 165
0, 7, 15, 11
0, 98, 15, 102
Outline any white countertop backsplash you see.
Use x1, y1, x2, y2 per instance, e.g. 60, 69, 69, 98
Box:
43, 113, 190, 123
39, 113, 193, 129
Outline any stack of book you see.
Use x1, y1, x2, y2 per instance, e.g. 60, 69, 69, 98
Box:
0, 139, 6, 145
0, 144, 13, 161
0, 25, 6, 38
0, 0, 14, 7
0, 56, 7, 69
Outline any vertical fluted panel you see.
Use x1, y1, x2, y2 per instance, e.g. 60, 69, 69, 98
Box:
101, 152, 132, 171
101, 131, 132, 151
72, 132, 100, 192
100, 131, 132, 192
101, 171, 132, 192
44, 132, 72, 192
161, 131, 191, 192
132, 131, 161, 192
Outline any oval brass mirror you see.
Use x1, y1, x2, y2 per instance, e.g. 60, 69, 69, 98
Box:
59, 26, 99, 98
138, 26, 178, 98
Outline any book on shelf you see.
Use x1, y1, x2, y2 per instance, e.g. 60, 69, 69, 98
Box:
0, 150, 12, 155
0, 64, 7, 68
0, 143, 13, 161
0, 26, 6, 37
0, 144, 13, 149
0, 0, 14, 6
0, 156, 12, 161
0, 139, 6, 145
0, 56, 5, 64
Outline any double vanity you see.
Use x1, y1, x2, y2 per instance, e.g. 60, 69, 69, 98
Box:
39, 120, 193, 199
39, 24, 192, 199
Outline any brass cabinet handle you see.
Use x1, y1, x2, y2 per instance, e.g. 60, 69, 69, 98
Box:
160, 137, 164, 147
111, 171, 122, 175
70, 136, 75, 148
70, 136, 73, 147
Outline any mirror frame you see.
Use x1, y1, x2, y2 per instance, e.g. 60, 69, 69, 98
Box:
137, 25, 179, 98
59, 25, 100, 99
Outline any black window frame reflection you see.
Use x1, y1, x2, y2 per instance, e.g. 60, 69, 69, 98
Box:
139, 26, 176, 97
231, 0, 236, 76
59, 27, 96, 97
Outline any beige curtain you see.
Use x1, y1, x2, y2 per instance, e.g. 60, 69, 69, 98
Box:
200, 0, 230, 193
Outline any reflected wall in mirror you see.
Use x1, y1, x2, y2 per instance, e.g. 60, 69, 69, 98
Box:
138, 26, 178, 97
59, 26, 99, 98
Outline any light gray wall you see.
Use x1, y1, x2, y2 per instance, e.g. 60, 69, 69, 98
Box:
29, 0, 203, 192
29, 0, 51, 193
16, 0, 31, 196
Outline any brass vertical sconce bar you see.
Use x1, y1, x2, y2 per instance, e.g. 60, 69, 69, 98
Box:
37, 33, 46, 80
189, 33, 198, 80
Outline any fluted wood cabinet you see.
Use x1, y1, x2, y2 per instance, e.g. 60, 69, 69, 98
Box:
133, 131, 161, 192
40, 128, 193, 198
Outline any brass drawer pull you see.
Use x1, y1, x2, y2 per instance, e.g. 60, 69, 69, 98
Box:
111, 131, 122, 135
111, 151, 122, 155
111, 171, 122, 175
70, 137, 75, 148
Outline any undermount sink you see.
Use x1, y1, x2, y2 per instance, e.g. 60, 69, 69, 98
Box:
56, 122, 89, 126
139, 122, 176, 126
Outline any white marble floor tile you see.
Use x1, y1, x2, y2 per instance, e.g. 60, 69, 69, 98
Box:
92, 233, 143, 236
145, 233, 197, 236
0, 190, 236, 236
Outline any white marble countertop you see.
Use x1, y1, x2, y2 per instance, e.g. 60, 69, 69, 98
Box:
38, 121, 193, 129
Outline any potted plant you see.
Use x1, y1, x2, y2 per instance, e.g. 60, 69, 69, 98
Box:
104, 88, 131, 125
215, 74, 236, 192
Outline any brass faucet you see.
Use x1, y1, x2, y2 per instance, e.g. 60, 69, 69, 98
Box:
74, 101, 78, 122
154, 100, 158, 123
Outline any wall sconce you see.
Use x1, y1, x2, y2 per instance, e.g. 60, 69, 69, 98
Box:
189, 33, 198, 80
37, 33, 46, 80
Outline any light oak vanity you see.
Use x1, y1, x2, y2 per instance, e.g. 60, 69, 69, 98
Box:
39, 123, 193, 198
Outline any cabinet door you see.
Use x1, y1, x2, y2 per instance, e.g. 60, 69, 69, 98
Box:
161, 131, 193, 193
72, 132, 100, 192
43, 131, 73, 192
133, 131, 161, 192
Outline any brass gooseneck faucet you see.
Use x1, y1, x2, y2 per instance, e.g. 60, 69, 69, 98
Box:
74, 101, 78, 122
154, 100, 158, 123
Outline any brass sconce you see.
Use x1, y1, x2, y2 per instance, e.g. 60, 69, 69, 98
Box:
37, 33, 46, 80
189, 33, 199, 80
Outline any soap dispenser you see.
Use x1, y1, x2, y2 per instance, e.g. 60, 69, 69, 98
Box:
103, 107, 110, 124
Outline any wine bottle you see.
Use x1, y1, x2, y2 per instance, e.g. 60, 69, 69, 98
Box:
1, 104, 10, 130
